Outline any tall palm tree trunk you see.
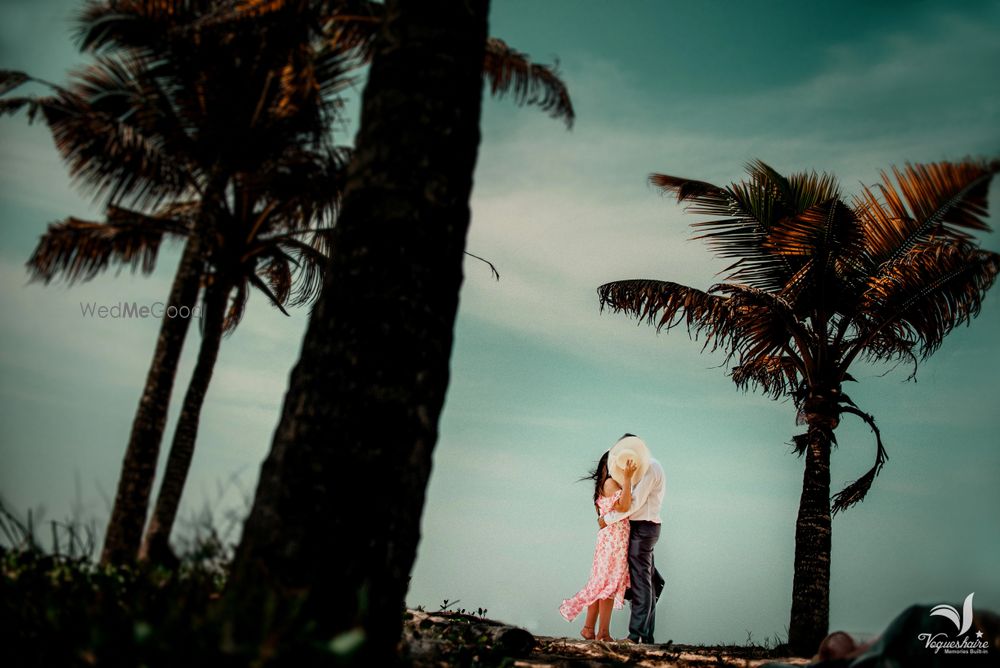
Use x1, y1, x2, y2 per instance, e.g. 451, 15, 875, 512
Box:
788, 399, 835, 655
101, 233, 204, 565
223, 0, 489, 661
139, 277, 231, 565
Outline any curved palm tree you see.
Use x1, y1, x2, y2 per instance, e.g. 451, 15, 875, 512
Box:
4, 0, 573, 565
26, 155, 345, 565
3, 0, 350, 564
597, 159, 999, 654
80, 0, 568, 567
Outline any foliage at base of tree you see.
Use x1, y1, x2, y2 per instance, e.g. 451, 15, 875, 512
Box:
0, 502, 366, 667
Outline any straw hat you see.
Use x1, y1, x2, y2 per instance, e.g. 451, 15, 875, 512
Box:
608, 435, 650, 486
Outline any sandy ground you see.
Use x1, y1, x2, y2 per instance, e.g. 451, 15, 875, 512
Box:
404, 610, 811, 667
515, 636, 811, 667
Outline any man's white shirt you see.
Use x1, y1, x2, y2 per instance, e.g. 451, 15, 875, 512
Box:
603, 458, 664, 525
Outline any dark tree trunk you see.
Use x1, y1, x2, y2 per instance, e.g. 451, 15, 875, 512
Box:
139, 276, 231, 565
223, 0, 488, 663
787, 401, 835, 655
101, 233, 204, 565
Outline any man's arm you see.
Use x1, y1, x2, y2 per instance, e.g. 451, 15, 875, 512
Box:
600, 463, 659, 526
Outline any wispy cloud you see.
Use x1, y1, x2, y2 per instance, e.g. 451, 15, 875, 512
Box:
462, 6, 1000, 383
0, 121, 100, 218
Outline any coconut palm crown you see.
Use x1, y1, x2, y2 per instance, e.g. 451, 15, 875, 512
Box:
597, 158, 999, 654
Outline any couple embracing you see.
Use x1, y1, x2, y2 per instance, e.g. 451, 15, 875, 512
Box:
559, 434, 665, 643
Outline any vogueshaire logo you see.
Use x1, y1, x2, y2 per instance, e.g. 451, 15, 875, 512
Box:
918, 592, 990, 655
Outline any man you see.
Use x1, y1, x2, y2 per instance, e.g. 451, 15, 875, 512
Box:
599, 434, 665, 644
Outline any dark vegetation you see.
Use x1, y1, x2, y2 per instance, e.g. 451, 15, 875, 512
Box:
3, 500, 805, 667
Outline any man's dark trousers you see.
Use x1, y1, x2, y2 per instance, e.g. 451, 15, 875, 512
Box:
627, 520, 661, 643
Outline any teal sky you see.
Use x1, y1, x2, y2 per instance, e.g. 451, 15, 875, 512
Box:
2, 0, 999, 645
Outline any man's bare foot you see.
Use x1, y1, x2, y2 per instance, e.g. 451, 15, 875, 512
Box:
580, 626, 595, 640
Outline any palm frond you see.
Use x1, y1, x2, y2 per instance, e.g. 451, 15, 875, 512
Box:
648, 173, 726, 203
258, 254, 293, 308
191, 0, 380, 63
313, 40, 358, 101
282, 235, 331, 307
0, 95, 43, 118
0, 70, 31, 96
482, 38, 574, 128
26, 207, 188, 285
255, 145, 351, 228
36, 56, 193, 208
323, 0, 384, 56
222, 280, 250, 334
649, 170, 796, 292
743, 160, 841, 221
192, 0, 293, 25
855, 159, 998, 266
831, 406, 888, 514
247, 271, 291, 319
888, 160, 996, 234
731, 355, 801, 399
767, 199, 862, 259
76, 0, 193, 54
270, 38, 355, 124
247, 234, 331, 308
856, 243, 1000, 359
783, 168, 841, 214
712, 283, 807, 361
847, 331, 919, 380
597, 279, 734, 352
768, 198, 869, 311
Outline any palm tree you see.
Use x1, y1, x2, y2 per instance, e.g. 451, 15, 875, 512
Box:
223, 0, 490, 662
89, 0, 569, 566
597, 159, 999, 655
5, 0, 572, 567
135, 145, 347, 564
133, 0, 569, 558
26, 149, 346, 564
3, 0, 349, 564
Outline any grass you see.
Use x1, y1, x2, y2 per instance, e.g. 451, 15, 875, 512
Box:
0, 498, 364, 667
1, 498, 229, 666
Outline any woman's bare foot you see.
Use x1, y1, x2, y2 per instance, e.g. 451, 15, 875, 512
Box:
580, 625, 595, 640
596, 632, 614, 642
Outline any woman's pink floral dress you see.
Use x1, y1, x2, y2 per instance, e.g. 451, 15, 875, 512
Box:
559, 489, 631, 621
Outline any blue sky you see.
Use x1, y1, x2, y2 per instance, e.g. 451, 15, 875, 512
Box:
1, 0, 999, 645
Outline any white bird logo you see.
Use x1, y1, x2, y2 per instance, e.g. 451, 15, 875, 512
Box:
930, 592, 974, 636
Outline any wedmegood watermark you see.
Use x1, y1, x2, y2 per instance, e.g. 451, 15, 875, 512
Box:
917, 592, 990, 655
79, 301, 203, 320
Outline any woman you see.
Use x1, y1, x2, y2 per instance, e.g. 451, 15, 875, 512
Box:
559, 450, 636, 641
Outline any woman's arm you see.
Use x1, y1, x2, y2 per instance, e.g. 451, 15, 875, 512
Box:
612, 460, 638, 512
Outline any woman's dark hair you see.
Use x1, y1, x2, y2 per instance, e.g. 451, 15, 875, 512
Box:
580, 451, 611, 510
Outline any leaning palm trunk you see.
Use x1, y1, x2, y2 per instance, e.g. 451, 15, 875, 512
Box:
102, 172, 228, 565
139, 277, 231, 564
101, 233, 203, 565
223, 0, 489, 662
787, 392, 837, 654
